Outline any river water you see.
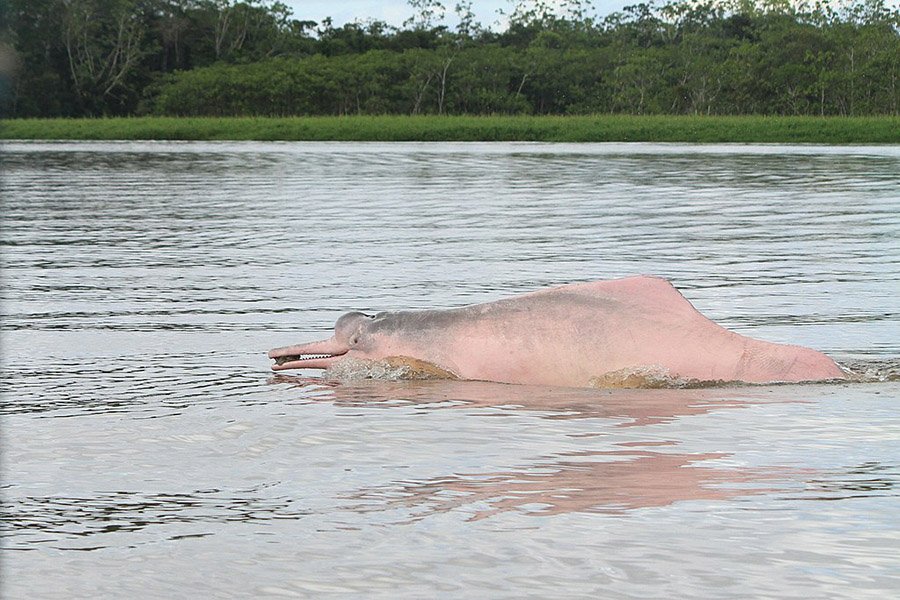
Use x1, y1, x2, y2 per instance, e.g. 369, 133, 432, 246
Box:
2, 141, 899, 598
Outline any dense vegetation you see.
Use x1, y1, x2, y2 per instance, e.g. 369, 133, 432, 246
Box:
2, 0, 898, 118
2, 115, 898, 143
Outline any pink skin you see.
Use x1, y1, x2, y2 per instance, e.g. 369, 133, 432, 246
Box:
268, 276, 847, 387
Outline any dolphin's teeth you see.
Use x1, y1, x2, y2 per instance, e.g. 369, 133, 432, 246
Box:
274, 353, 334, 365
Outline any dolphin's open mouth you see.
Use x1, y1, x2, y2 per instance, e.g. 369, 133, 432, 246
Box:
269, 337, 352, 371
273, 352, 345, 366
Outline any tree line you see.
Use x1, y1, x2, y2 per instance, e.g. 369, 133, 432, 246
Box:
2, 0, 898, 118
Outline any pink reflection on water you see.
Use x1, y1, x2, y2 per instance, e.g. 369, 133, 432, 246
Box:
347, 447, 806, 520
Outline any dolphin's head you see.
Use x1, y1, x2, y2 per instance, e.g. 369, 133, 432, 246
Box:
268, 311, 383, 371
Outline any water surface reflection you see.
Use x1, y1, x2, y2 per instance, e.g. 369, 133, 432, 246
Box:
270, 375, 801, 426
349, 449, 797, 520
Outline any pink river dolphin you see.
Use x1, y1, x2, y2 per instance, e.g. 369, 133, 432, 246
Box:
268, 276, 847, 387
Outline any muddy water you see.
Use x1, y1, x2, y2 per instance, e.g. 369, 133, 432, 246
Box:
2, 141, 899, 598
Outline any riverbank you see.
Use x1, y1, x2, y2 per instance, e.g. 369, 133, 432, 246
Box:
1, 115, 898, 144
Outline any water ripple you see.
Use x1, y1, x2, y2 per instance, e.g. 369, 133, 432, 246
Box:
2, 485, 309, 551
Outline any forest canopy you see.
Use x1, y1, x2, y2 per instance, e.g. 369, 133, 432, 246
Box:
2, 0, 898, 118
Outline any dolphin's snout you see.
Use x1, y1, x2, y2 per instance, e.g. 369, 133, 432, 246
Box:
268, 336, 351, 371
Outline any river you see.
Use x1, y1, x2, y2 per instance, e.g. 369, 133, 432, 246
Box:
2, 141, 899, 598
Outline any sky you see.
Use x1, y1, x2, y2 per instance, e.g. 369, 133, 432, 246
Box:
281, 1, 634, 29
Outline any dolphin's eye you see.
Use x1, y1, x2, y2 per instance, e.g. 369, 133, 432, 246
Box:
349, 334, 359, 346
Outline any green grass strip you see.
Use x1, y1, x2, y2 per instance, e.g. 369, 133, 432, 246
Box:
1, 115, 898, 144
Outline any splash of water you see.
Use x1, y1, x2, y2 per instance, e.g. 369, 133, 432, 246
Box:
323, 357, 900, 388
588, 366, 718, 389
324, 356, 458, 381
838, 358, 900, 383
